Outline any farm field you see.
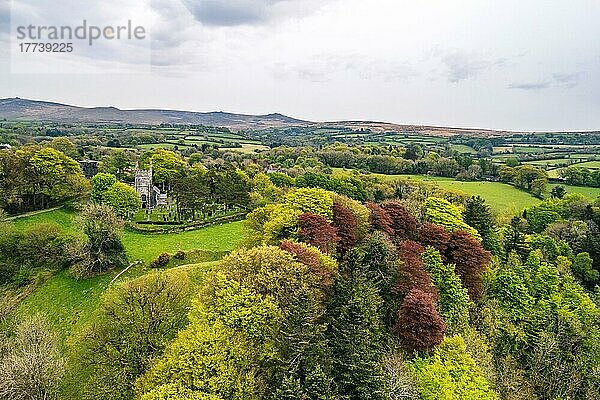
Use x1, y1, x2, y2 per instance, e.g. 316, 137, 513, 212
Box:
380, 174, 541, 214
335, 169, 600, 214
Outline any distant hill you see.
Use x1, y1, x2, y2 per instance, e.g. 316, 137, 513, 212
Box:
2, 97, 597, 136
0, 98, 309, 130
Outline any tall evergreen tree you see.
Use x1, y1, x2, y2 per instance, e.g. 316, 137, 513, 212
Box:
463, 195, 498, 253
327, 274, 387, 400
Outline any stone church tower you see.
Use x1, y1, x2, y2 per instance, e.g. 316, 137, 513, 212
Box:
134, 165, 166, 209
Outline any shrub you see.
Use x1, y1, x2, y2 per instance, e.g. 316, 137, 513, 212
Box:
151, 253, 171, 269
0, 315, 64, 400
173, 250, 186, 260
69, 204, 127, 278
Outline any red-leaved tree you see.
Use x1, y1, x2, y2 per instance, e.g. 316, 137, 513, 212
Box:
366, 202, 393, 236
332, 202, 358, 255
382, 201, 418, 241
394, 288, 445, 352
298, 213, 339, 253
279, 240, 336, 287
393, 241, 438, 300
418, 222, 451, 257
445, 230, 492, 300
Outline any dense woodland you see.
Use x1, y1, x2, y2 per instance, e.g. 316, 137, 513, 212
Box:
1, 131, 600, 400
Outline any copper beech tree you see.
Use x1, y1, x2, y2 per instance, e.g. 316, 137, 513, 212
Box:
394, 288, 445, 352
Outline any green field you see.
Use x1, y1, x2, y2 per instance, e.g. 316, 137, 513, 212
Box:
334, 170, 600, 214
380, 174, 541, 214
11, 208, 246, 261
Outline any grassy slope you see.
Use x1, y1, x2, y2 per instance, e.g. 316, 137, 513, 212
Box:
336, 169, 600, 214
366, 172, 541, 214
11, 209, 246, 343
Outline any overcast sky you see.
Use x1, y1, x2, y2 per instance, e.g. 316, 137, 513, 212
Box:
1, 0, 600, 131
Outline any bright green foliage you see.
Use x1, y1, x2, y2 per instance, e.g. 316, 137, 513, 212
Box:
77, 271, 193, 400
485, 247, 600, 398
138, 276, 282, 400
0, 146, 89, 212
527, 234, 560, 262
284, 188, 334, 219
421, 247, 471, 334
423, 197, 479, 238
212, 246, 323, 307
102, 182, 141, 218
90, 173, 117, 203
244, 203, 302, 245
141, 149, 186, 187
571, 252, 599, 287
485, 259, 534, 321
50, 137, 79, 159
141, 384, 223, 400
249, 172, 281, 207
90, 173, 140, 218
409, 336, 500, 400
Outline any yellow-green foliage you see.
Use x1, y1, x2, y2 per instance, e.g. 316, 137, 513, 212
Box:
409, 336, 500, 400
211, 246, 322, 307
141, 383, 223, 400
332, 193, 370, 240
245, 188, 337, 244
249, 173, 282, 207
137, 276, 282, 400
284, 188, 334, 219
423, 197, 480, 238
244, 203, 301, 245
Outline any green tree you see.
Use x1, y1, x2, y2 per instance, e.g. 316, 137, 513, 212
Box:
102, 182, 141, 219
421, 247, 471, 334
551, 185, 567, 199
463, 196, 498, 253
77, 271, 193, 400
423, 197, 479, 238
69, 204, 127, 277
50, 137, 79, 159
137, 276, 282, 400
409, 336, 499, 400
327, 273, 387, 400
90, 173, 117, 203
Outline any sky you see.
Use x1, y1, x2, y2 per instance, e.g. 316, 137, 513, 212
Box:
1, 0, 600, 131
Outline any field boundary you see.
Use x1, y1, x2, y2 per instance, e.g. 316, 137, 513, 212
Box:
125, 212, 247, 234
